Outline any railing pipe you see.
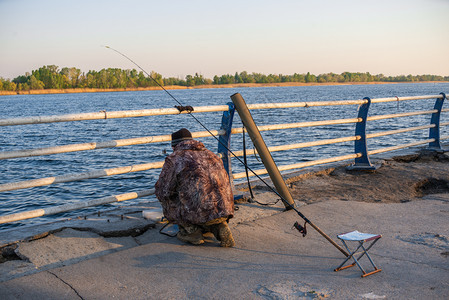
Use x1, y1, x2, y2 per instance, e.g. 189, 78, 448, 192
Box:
227, 118, 362, 135
0, 189, 155, 224
245, 100, 366, 109
367, 110, 437, 122
0, 130, 225, 160
251, 118, 362, 131
368, 139, 435, 156
0, 106, 230, 126
231, 135, 360, 157
428, 93, 446, 150
370, 94, 444, 103
233, 153, 361, 180
366, 124, 435, 139
0, 161, 165, 192
2, 94, 442, 127
245, 95, 442, 110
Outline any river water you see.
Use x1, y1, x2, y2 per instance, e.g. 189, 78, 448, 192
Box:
1, 83, 448, 230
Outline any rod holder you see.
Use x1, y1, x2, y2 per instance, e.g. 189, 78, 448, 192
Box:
231, 93, 295, 209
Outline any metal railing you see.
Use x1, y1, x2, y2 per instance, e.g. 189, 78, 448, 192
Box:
0, 93, 447, 225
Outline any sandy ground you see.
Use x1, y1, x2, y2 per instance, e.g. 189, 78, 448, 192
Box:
237, 151, 449, 206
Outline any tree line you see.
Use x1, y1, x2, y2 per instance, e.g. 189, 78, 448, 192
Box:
1, 65, 448, 92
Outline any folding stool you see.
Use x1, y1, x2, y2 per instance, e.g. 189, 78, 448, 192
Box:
334, 230, 382, 277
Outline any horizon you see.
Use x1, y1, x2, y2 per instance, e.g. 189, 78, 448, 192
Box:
5, 64, 449, 82
3, 64, 449, 82
1, 0, 448, 80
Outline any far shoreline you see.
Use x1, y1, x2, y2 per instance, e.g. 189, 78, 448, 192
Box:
0, 81, 447, 96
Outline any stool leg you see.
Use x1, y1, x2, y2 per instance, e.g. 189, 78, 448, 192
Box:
334, 241, 360, 272
355, 238, 381, 262
361, 243, 380, 271
359, 238, 382, 277
335, 263, 356, 271
361, 269, 382, 277
350, 241, 368, 275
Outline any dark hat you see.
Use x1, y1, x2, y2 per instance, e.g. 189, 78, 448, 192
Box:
171, 128, 192, 147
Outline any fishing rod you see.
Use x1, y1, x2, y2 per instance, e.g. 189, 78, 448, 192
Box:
105, 46, 348, 257
104, 46, 289, 206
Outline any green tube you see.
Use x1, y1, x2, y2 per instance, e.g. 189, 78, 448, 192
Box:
231, 93, 295, 209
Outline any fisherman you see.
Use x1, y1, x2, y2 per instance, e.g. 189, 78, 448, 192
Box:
155, 128, 235, 247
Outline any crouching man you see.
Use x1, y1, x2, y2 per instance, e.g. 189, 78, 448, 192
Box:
155, 128, 235, 247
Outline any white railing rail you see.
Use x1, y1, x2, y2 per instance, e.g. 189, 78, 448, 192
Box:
1, 95, 443, 127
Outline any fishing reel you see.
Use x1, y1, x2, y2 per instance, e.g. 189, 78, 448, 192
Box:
292, 221, 307, 237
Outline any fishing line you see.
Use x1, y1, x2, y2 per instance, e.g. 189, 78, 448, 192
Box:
105, 46, 227, 156
104, 46, 288, 203
242, 126, 254, 199
105, 46, 349, 256
104, 46, 182, 107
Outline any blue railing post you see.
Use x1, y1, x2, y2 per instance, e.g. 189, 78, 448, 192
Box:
218, 102, 236, 184
347, 97, 376, 170
428, 92, 446, 150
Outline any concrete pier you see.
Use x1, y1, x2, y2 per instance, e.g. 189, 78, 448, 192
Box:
0, 149, 448, 299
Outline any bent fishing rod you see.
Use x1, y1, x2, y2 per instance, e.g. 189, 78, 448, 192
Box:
105, 46, 348, 257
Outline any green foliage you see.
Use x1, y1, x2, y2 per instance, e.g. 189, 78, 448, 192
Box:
29, 75, 45, 90
1, 66, 448, 92
61, 67, 81, 87
12, 75, 29, 84
163, 77, 187, 86
305, 72, 316, 83
1, 66, 165, 91
0, 78, 17, 91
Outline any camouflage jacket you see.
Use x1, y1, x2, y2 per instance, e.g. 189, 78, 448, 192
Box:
155, 139, 234, 225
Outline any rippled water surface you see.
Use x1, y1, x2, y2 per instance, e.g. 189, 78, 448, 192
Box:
1, 83, 448, 229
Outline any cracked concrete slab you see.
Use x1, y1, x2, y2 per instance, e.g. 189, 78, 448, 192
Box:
15, 228, 137, 268
0, 203, 160, 249
0, 270, 80, 300
0, 260, 36, 283
0, 228, 142, 283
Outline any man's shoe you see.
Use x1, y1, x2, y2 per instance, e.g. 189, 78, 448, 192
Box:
218, 222, 235, 247
176, 229, 204, 245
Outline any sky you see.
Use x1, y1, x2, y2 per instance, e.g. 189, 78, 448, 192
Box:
0, 0, 448, 80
